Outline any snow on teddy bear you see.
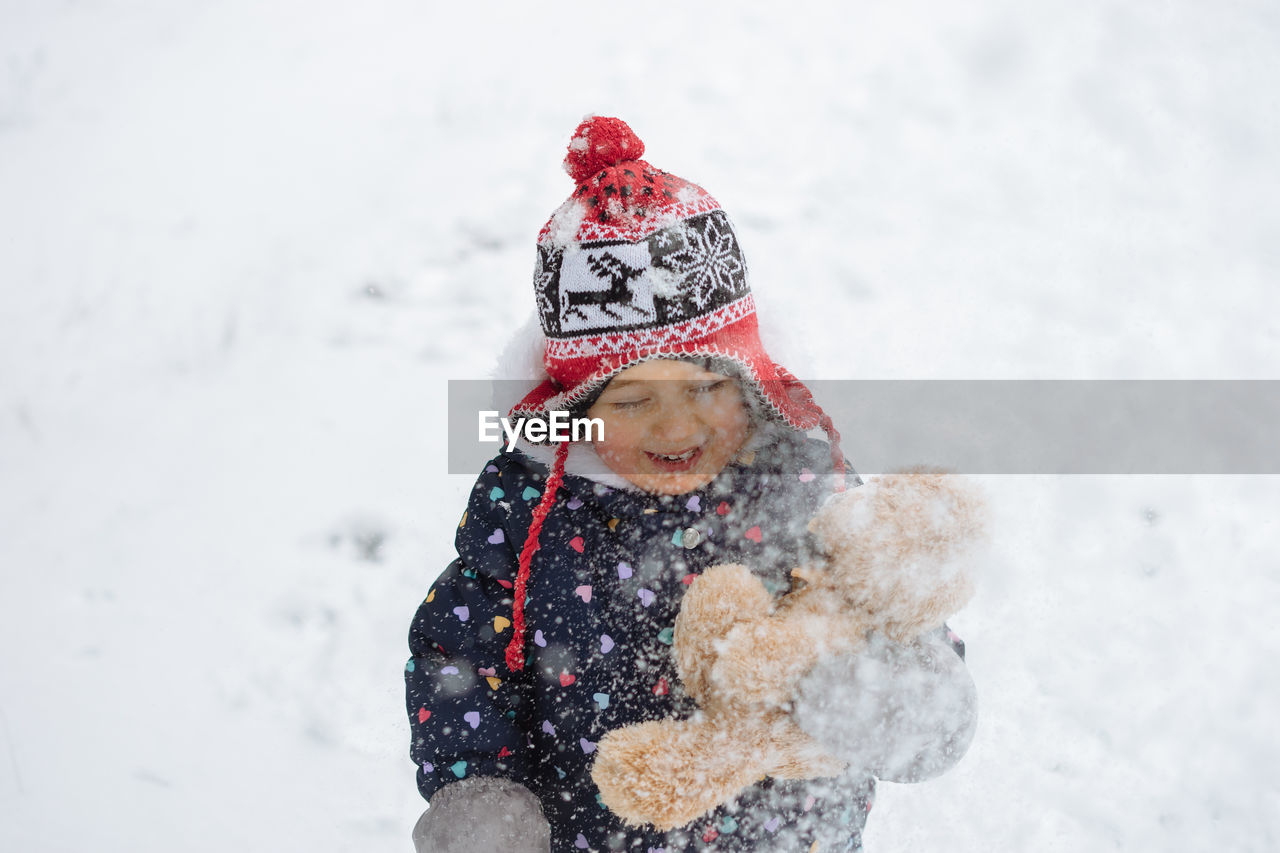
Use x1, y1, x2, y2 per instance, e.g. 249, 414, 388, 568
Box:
591, 468, 986, 831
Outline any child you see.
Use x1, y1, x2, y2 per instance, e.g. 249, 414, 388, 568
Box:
406, 117, 976, 852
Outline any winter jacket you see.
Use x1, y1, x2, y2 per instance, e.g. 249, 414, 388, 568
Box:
405, 429, 965, 852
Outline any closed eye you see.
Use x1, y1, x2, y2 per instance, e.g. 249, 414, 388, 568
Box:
610, 397, 648, 410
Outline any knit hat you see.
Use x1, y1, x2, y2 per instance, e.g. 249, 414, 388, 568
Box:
504, 116, 844, 672
512, 116, 841, 438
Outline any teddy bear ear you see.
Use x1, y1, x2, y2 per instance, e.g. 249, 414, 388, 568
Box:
790, 565, 822, 586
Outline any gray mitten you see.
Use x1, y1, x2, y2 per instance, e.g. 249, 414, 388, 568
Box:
412, 777, 550, 853
793, 633, 978, 782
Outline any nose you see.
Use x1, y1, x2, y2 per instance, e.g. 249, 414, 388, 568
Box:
650, 403, 700, 446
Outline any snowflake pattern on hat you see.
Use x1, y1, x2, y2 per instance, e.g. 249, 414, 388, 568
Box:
534, 244, 564, 328
648, 211, 748, 313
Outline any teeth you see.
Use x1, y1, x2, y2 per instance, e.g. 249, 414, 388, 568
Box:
656, 449, 697, 462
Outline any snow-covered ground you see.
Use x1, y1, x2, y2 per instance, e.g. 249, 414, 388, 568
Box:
2, 1, 1278, 851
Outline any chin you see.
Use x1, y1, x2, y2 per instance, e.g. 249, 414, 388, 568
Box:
633, 471, 716, 496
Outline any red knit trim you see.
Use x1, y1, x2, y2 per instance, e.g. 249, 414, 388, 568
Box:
505, 440, 570, 672
543, 295, 757, 361
536, 185, 721, 244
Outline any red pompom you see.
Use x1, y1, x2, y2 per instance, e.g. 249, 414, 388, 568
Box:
563, 116, 645, 184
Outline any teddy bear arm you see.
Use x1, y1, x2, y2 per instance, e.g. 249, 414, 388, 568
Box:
593, 716, 768, 831
764, 714, 848, 780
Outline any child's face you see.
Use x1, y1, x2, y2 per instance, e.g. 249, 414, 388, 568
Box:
584, 359, 751, 495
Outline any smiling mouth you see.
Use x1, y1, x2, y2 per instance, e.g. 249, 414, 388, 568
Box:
645, 447, 703, 472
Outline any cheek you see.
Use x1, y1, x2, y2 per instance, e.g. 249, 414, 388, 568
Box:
592, 417, 644, 462
708, 399, 750, 440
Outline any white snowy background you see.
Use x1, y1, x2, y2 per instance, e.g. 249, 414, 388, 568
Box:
2, 1, 1278, 851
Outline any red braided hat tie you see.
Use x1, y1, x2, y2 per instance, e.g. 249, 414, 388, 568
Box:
505, 440, 570, 672
818, 409, 847, 493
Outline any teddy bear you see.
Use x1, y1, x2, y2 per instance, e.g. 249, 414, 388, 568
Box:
590, 469, 986, 831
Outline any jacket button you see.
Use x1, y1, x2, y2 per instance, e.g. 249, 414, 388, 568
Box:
682, 527, 702, 549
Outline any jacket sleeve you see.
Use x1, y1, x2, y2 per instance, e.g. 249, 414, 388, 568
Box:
406, 457, 535, 801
